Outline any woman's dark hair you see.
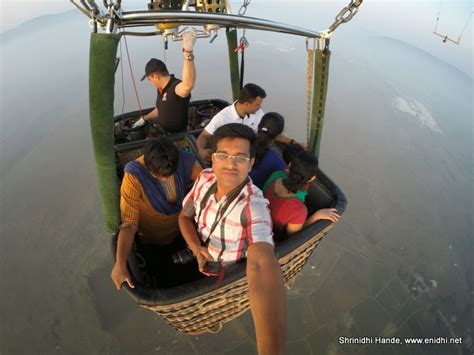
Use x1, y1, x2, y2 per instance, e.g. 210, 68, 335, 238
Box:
255, 112, 285, 164
212, 123, 257, 157
282, 151, 319, 193
282, 143, 304, 166
144, 138, 179, 177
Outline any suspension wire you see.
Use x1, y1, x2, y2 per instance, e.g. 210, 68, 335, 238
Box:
123, 34, 144, 116
70, 0, 93, 19
306, 39, 315, 143
119, 32, 125, 115
236, 0, 251, 89
239, 44, 245, 90
163, 37, 167, 65
434, 0, 443, 33
457, 11, 473, 42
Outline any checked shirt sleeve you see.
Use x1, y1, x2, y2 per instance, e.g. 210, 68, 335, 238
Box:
243, 196, 274, 247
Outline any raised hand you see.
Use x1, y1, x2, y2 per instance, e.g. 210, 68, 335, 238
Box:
182, 28, 197, 52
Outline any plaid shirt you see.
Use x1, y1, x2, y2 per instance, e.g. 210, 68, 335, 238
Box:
182, 169, 274, 263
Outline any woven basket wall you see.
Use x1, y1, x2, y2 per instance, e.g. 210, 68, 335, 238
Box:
143, 224, 334, 335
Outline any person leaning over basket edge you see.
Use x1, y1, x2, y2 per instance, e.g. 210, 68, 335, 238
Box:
132, 29, 197, 133
179, 123, 286, 355
111, 138, 202, 290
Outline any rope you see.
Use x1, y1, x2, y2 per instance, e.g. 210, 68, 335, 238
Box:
123, 34, 144, 116
239, 47, 245, 90
306, 41, 315, 143
119, 34, 125, 115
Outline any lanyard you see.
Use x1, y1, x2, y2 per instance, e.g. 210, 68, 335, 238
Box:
197, 178, 249, 249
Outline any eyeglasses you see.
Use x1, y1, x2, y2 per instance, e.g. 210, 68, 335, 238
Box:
213, 153, 251, 164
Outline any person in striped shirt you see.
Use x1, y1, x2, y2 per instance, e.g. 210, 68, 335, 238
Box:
179, 123, 286, 355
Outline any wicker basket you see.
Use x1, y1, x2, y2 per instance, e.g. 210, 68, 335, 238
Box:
144, 224, 334, 335
113, 129, 347, 335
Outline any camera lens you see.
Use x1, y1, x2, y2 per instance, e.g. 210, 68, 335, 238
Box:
171, 248, 195, 264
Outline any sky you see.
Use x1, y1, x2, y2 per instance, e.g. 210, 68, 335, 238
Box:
1, 0, 472, 31
0, 1, 72, 32
1, 0, 472, 76
1, 0, 472, 32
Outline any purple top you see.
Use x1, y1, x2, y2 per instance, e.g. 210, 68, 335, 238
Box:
249, 148, 285, 190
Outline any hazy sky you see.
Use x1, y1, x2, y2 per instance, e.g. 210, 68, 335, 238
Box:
1, 0, 472, 76
1, 0, 471, 30
1, 1, 71, 32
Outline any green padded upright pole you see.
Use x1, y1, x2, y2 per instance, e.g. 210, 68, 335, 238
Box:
89, 33, 121, 233
226, 28, 240, 101
308, 49, 331, 157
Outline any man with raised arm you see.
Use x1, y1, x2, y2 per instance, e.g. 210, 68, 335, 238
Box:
133, 30, 197, 133
179, 123, 286, 355
196, 83, 306, 162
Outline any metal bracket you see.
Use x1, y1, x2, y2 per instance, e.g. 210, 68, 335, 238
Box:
105, 5, 120, 33
307, 31, 330, 52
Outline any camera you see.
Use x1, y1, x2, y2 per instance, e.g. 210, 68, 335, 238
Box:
171, 248, 195, 264
203, 261, 221, 276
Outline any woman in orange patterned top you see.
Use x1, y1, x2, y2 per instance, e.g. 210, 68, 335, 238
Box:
111, 138, 202, 290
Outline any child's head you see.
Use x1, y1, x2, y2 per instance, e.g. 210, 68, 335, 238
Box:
283, 151, 319, 193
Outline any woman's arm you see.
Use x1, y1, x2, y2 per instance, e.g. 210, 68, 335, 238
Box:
286, 223, 304, 235
286, 208, 340, 235
305, 208, 340, 225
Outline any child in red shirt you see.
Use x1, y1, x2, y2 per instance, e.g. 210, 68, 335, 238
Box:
263, 151, 340, 241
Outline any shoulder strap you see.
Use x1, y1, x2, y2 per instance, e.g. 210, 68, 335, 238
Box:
197, 181, 217, 222
199, 178, 249, 247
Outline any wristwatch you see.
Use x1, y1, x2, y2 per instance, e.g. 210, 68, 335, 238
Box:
184, 53, 194, 61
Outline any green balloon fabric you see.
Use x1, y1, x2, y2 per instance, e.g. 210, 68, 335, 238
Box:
89, 33, 121, 233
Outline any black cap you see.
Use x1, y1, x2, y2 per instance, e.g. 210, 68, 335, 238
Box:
141, 58, 167, 81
